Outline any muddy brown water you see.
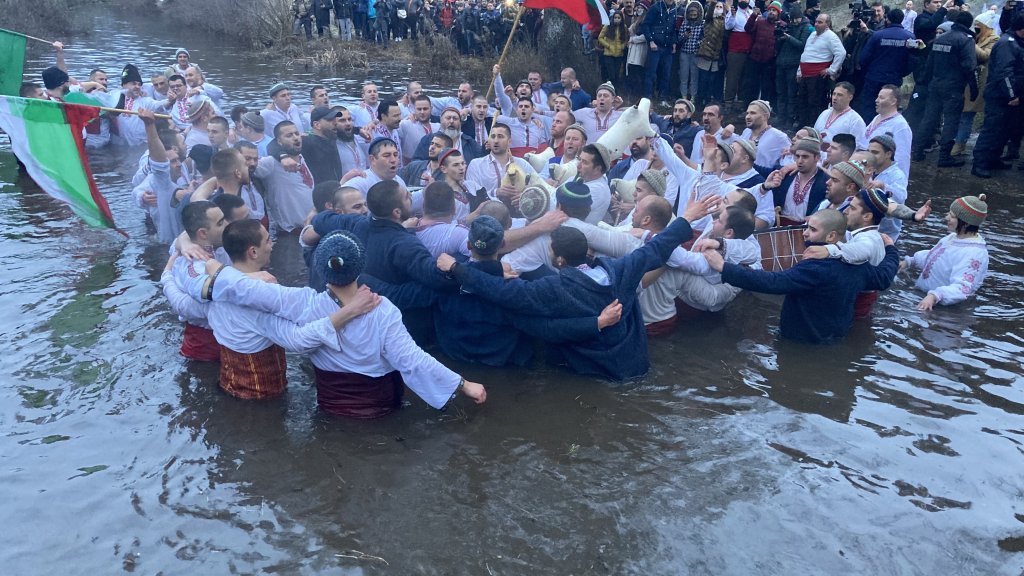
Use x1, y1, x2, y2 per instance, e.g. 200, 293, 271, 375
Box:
2, 9, 1023, 575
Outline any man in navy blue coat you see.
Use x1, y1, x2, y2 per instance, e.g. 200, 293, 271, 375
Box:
434, 214, 624, 367
703, 208, 899, 343
541, 68, 593, 111
436, 194, 718, 381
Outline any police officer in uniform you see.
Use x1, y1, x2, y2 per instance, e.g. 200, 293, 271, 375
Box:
972, 14, 1024, 179
856, 8, 916, 121
905, 0, 952, 128
910, 10, 977, 167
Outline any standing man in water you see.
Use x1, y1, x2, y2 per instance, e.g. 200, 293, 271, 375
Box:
704, 208, 900, 343
260, 83, 304, 136
114, 64, 173, 147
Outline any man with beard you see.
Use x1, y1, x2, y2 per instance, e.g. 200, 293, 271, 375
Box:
430, 81, 475, 118
232, 141, 268, 224
236, 111, 273, 156
261, 83, 304, 136
739, 99, 790, 168
664, 99, 702, 154
466, 124, 537, 203
400, 133, 451, 188
343, 137, 409, 196
398, 95, 438, 164
187, 149, 261, 224
277, 106, 344, 184
255, 120, 315, 233
463, 95, 493, 150
334, 106, 369, 173
184, 66, 224, 109
608, 134, 653, 180
761, 138, 830, 224
703, 208, 899, 344
413, 106, 482, 162
542, 109, 576, 158
115, 64, 173, 147
549, 123, 588, 177
690, 102, 739, 163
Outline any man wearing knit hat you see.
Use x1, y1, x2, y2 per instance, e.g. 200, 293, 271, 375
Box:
237, 111, 273, 156
705, 207, 901, 343
303, 229, 487, 415
183, 97, 215, 152
866, 133, 909, 240
805, 186, 888, 268
902, 194, 989, 310
762, 137, 829, 224
114, 64, 174, 147
865, 84, 914, 179
41, 66, 71, 101
575, 82, 624, 142
818, 159, 867, 212
665, 99, 702, 150
165, 48, 201, 79
260, 83, 304, 136
740, 100, 790, 167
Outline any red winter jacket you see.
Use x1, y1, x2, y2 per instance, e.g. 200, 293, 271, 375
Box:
744, 13, 778, 63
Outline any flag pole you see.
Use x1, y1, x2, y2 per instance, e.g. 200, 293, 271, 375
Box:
95, 105, 172, 120
484, 5, 525, 104
20, 32, 61, 46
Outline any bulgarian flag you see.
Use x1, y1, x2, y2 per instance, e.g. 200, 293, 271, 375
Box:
0, 96, 121, 232
0, 28, 27, 96
524, 0, 609, 32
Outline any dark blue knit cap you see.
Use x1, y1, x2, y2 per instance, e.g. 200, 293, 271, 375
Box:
469, 215, 504, 256
315, 230, 366, 286
555, 181, 592, 211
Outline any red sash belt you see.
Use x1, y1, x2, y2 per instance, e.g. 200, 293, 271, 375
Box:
314, 367, 405, 419
181, 322, 220, 362
219, 344, 287, 400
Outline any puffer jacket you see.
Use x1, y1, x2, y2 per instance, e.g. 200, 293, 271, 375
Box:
963, 27, 998, 113
697, 1, 726, 61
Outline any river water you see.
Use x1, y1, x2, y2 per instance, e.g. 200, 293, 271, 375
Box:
2, 8, 1023, 575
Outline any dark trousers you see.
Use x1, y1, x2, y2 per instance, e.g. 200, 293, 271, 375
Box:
856, 78, 890, 124
912, 84, 963, 156
627, 64, 646, 101
741, 59, 776, 104
354, 12, 366, 37
697, 66, 724, 109
644, 47, 674, 99
775, 64, 798, 126
796, 74, 832, 128
974, 98, 1020, 167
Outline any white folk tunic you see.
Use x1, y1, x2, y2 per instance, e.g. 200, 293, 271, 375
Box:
906, 234, 989, 305
465, 154, 536, 197
255, 155, 314, 232
207, 267, 460, 409
865, 112, 913, 182
740, 125, 789, 168
813, 107, 868, 149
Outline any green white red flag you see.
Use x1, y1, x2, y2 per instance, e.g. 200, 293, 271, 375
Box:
524, 0, 609, 31
0, 96, 121, 232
